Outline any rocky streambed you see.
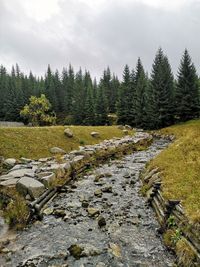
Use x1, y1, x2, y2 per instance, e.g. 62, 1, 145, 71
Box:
0, 138, 175, 267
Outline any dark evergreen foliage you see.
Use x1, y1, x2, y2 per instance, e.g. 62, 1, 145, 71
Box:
175, 49, 200, 121
0, 48, 199, 128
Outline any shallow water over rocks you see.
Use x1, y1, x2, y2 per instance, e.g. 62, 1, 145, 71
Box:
0, 139, 175, 267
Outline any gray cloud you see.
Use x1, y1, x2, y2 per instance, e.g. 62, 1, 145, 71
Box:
0, 0, 200, 79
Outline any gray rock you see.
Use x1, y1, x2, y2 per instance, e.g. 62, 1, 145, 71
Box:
37, 172, 56, 187
20, 157, 32, 163
16, 177, 45, 199
0, 178, 19, 187
8, 168, 34, 178
50, 147, 66, 155
64, 128, 73, 138
4, 158, 16, 167
91, 131, 100, 138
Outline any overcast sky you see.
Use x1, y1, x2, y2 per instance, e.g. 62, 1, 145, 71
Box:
0, 0, 200, 79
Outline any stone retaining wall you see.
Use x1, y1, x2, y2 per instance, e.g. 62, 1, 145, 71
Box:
142, 168, 200, 267
0, 121, 25, 127
0, 132, 152, 220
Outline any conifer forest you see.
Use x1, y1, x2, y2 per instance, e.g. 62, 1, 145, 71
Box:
0, 48, 199, 129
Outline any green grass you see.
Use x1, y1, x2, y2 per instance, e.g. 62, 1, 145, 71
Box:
0, 126, 131, 160
149, 119, 200, 223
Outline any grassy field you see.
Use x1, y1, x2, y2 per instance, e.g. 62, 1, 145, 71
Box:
0, 126, 130, 160
149, 120, 200, 223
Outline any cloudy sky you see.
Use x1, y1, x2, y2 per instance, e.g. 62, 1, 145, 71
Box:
0, 0, 200, 79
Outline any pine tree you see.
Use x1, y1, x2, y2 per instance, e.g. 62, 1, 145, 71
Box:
175, 49, 199, 121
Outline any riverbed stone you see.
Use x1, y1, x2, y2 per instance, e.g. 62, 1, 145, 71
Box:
94, 189, 103, 197
102, 184, 112, 193
87, 207, 100, 216
98, 216, 106, 227
108, 243, 122, 258
16, 177, 45, 199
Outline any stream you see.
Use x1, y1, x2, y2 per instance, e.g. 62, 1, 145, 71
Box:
0, 138, 175, 267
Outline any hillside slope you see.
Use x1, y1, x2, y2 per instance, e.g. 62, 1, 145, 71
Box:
149, 120, 200, 223
0, 126, 129, 159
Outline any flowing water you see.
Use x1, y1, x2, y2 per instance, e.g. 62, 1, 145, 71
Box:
0, 138, 175, 267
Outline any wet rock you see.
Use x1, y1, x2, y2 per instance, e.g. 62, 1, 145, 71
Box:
102, 184, 112, 193
94, 173, 104, 182
108, 243, 122, 258
87, 207, 100, 216
82, 200, 89, 208
43, 207, 54, 216
123, 172, 131, 178
50, 147, 66, 155
96, 263, 107, 267
130, 179, 136, 185
98, 216, 106, 227
94, 189, 103, 197
81, 244, 101, 256
68, 243, 101, 259
68, 244, 84, 259
16, 177, 45, 199
64, 128, 73, 138
53, 209, 66, 217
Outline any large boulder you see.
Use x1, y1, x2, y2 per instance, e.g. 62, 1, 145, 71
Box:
91, 132, 100, 138
16, 177, 45, 199
64, 128, 73, 138
50, 147, 66, 155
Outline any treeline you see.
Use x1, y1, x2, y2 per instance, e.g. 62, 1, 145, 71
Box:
0, 48, 199, 129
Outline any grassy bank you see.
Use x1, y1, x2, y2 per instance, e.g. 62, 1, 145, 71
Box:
0, 126, 129, 160
149, 120, 200, 223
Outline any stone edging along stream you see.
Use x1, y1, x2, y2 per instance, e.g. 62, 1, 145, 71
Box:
141, 161, 200, 266
0, 131, 152, 221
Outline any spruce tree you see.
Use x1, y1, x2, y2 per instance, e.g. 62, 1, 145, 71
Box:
147, 48, 174, 129
134, 58, 147, 128
175, 49, 199, 121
